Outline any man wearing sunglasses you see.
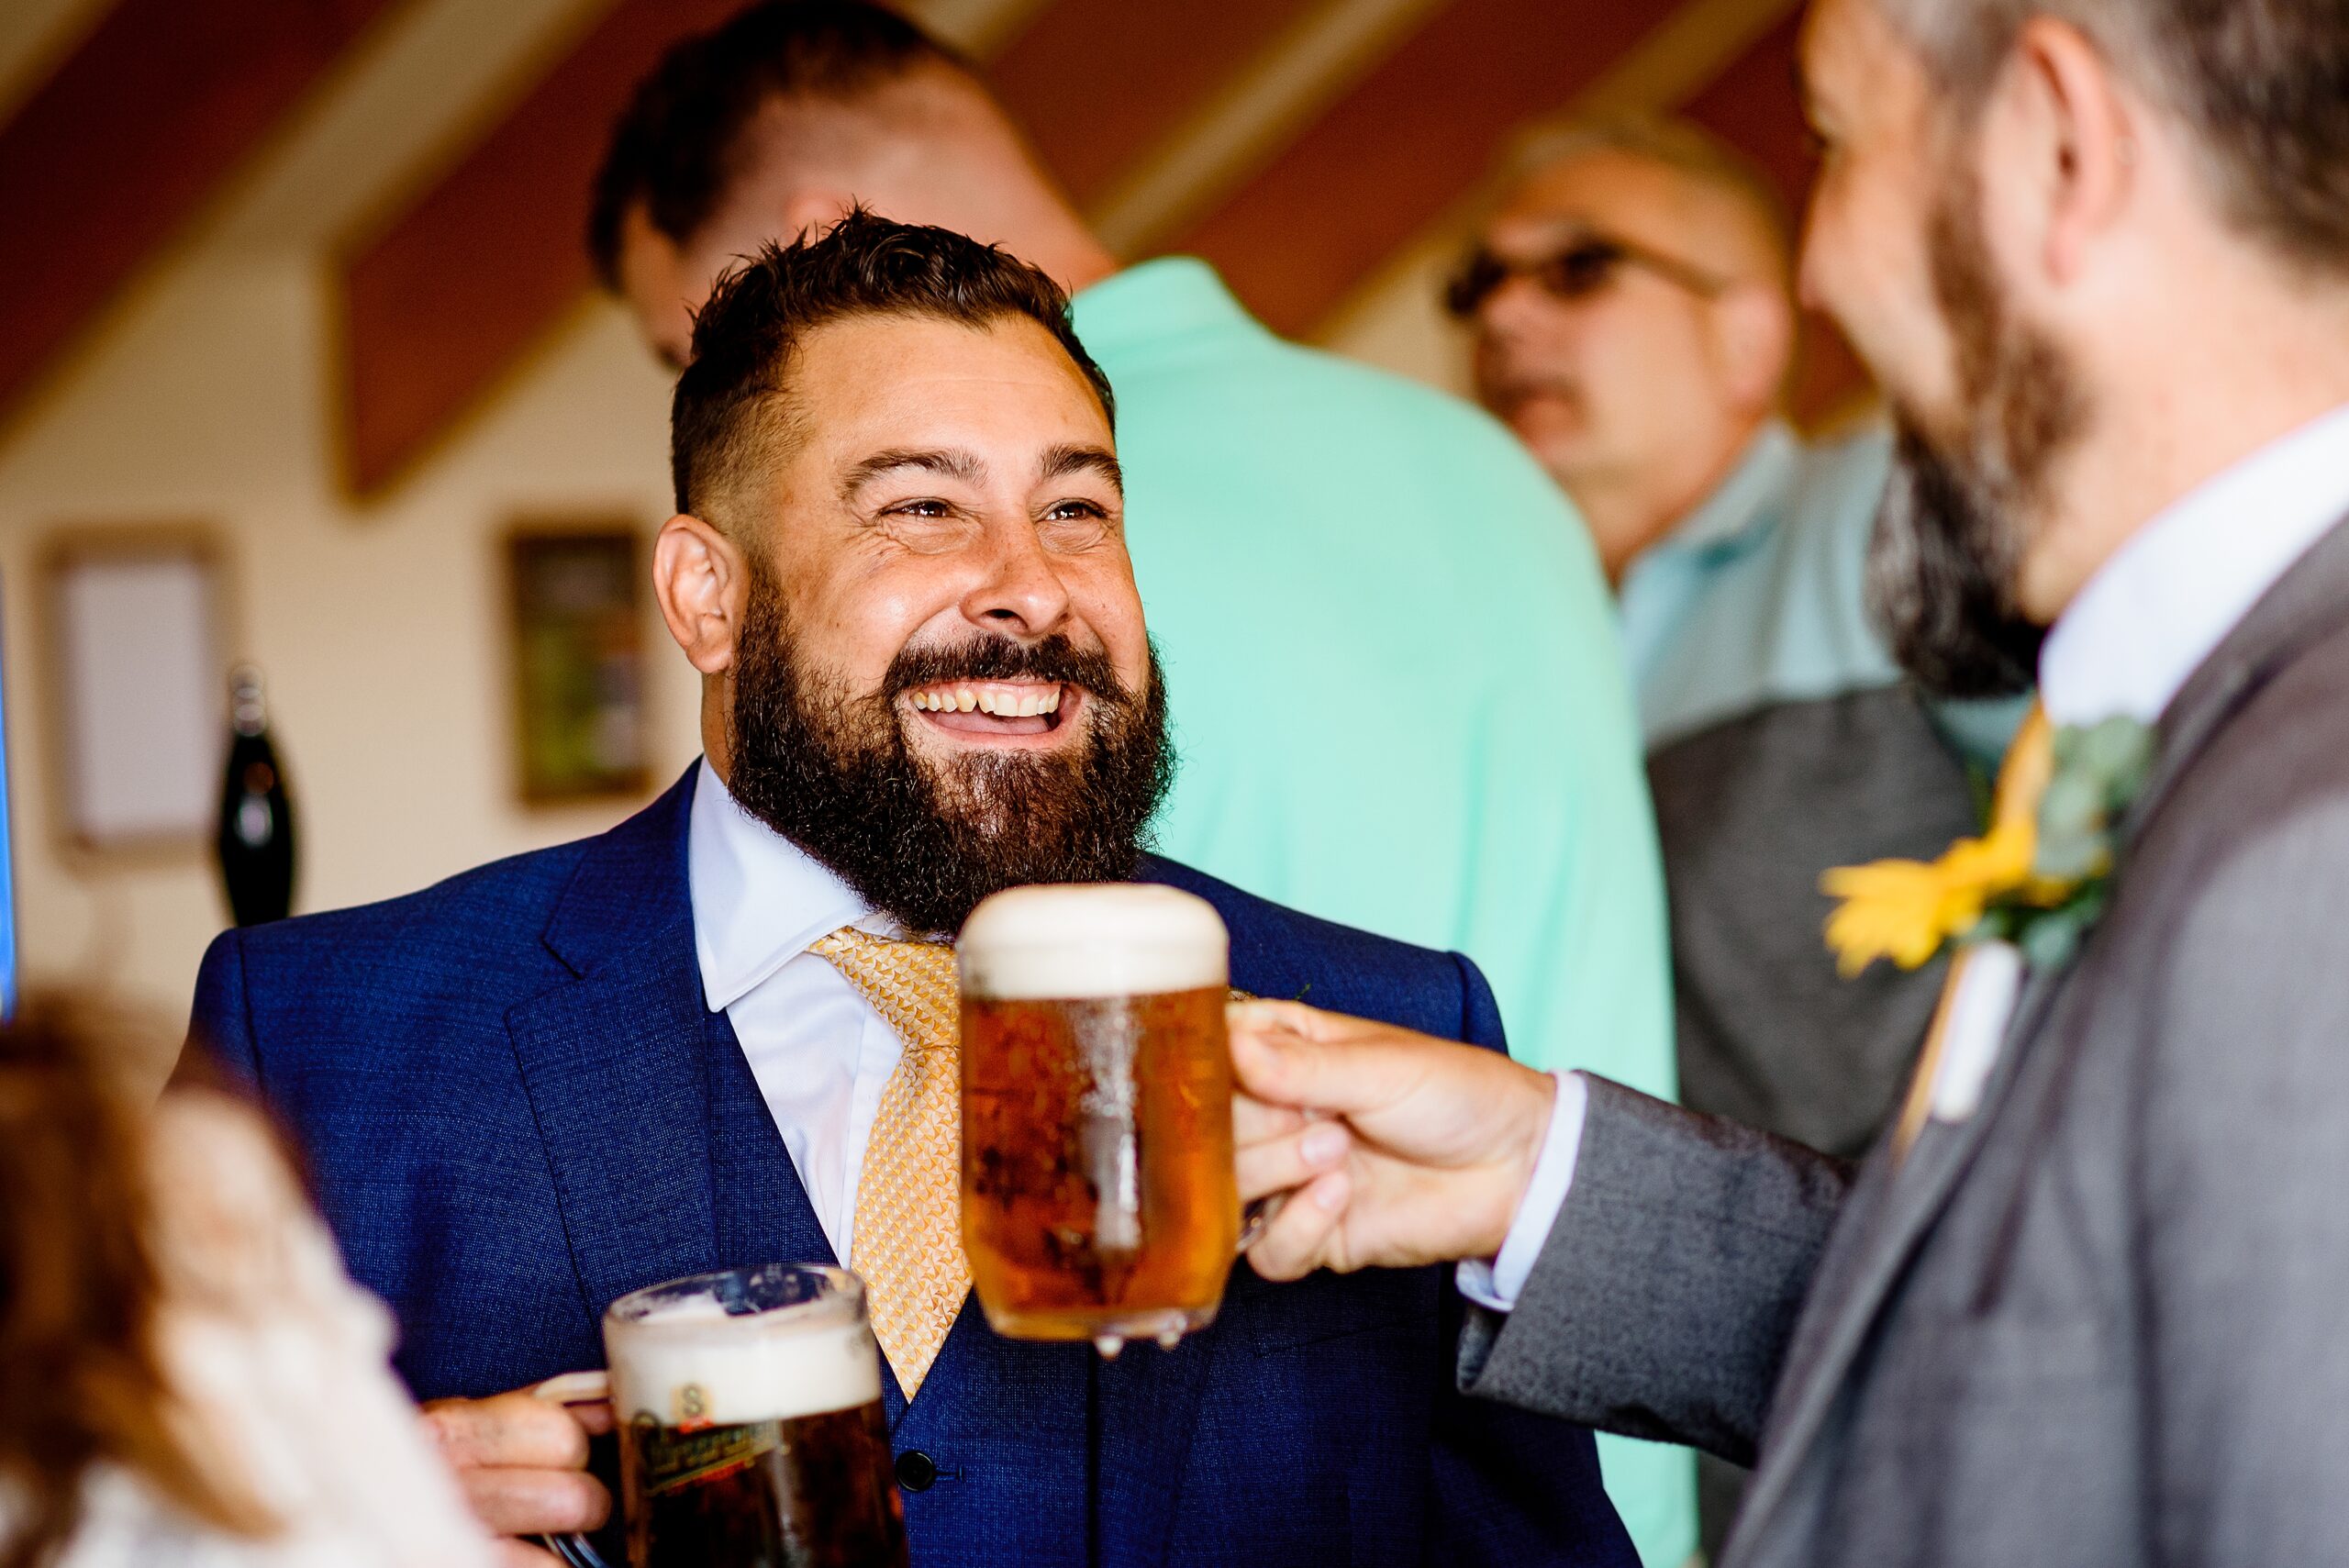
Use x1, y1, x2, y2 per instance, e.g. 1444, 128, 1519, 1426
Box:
1455, 115, 2026, 1553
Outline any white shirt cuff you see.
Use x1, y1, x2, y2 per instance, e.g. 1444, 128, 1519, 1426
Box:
1455, 1071, 1587, 1312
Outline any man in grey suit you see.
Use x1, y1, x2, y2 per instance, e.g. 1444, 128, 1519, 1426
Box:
1230, 0, 2349, 1562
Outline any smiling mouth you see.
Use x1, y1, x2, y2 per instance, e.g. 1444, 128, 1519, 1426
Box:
904, 679, 1079, 742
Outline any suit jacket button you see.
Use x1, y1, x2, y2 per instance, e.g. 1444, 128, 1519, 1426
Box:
896, 1450, 938, 1492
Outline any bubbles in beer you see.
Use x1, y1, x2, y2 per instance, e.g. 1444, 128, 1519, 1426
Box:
957, 885, 1241, 1349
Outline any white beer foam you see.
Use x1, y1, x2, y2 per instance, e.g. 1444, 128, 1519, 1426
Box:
958, 884, 1228, 1000
607, 1296, 883, 1428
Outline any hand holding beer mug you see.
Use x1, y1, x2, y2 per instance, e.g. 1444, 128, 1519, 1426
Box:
540, 1263, 907, 1568
957, 885, 1241, 1355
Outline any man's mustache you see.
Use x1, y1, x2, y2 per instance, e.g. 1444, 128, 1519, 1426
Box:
1480, 364, 1583, 419
883, 635, 1131, 706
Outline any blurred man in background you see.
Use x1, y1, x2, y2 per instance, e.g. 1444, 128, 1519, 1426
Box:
1458, 117, 2023, 1163
591, 11, 1687, 1558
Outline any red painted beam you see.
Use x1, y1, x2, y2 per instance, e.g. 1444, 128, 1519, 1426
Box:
339, 0, 747, 496
340, 0, 1320, 496
1172, 0, 1687, 339
1676, 10, 1872, 423
0, 0, 399, 425
990, 0, 1320, 210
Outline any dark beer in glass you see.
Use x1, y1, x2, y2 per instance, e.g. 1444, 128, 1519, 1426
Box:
957, 885, 1240, 1352
603, 1264, 906, 1568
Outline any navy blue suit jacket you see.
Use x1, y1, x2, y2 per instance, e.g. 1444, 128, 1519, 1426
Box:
186, 769, 1633, 1568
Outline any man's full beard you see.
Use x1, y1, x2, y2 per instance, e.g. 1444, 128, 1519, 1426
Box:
1866, 167, 2087, 699
723, 572, 1174, 936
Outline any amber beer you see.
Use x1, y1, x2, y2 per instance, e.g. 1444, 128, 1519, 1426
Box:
958, 885, 1241, 1351
602, 1265, 907, 1568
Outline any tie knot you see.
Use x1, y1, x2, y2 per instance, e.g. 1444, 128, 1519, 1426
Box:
810, 926, 960, 1054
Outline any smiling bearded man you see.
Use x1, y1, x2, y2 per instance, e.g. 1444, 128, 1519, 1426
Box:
178, 213, 1638, 1568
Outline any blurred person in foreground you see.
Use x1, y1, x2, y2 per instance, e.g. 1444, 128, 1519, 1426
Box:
1233, 0, 2349, 1563
594, 14, 1681, 1551
184, 216, 1637, 1567
0, 1001, 494, 1568
1455, 114, 2029, 1553
1460, 114, 2024, 1167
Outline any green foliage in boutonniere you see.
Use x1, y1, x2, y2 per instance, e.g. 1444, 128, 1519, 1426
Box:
1824, 711, 2154, 976
1971, 716, 2154, 971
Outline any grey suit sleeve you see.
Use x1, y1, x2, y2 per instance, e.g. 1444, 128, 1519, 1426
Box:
1458, 1074, 1851, 1463
2143, 797, 2349, 1566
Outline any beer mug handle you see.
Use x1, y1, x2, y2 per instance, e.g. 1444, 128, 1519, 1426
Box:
529, 1371, 617, 1568
1237, 1193, 1281, 1252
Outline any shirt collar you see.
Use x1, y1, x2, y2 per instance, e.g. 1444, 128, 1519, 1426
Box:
686, 758, 893, 1013
1650, 421, 1803, 557
1069, 257, 1265, 359
2040, 400, 2349, 728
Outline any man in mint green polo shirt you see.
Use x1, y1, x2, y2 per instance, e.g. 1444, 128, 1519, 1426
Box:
593, 9, 1682, 1557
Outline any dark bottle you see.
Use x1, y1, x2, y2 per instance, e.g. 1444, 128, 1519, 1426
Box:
215, 665, 296, 927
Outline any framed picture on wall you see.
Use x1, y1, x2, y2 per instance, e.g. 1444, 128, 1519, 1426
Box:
505, 522, 650, 804
38, 525, 233, 859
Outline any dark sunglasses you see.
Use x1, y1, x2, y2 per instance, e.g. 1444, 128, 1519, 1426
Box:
1443, 233, 1728, 318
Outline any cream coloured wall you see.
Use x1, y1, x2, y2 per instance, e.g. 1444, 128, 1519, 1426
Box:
0, 250, 695, 1052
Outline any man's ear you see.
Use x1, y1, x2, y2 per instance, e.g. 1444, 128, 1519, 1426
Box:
1998, 17, 2138, 288
1709, 282, 1798, 417
653, 512, 747, 675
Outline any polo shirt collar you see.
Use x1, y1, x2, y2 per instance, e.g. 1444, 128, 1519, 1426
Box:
1070, 257, 1264, 357
1655, 420, 1803, 557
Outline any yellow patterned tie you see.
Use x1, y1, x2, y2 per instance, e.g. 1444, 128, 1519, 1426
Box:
811, 926, 971, 1399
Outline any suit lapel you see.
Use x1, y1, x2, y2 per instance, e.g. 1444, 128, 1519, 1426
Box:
1734, 957, 2071, 1545
508, 768, 826, 1328
1740, 512, 2349, 1552
2127, 512, 2349, 844
508, 918, 724, 1323
703, 1004, 838, 1271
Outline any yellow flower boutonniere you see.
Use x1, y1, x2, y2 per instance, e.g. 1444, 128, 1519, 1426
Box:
1822, 707, 2154, 977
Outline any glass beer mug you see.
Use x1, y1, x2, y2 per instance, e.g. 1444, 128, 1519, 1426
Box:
540, 1263, 908, 1568
956, 884, 1241, 1354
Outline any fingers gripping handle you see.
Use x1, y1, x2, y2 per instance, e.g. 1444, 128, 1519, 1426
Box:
530, 1372, 614, 1568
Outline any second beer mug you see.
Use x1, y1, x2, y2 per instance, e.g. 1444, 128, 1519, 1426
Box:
957, 884, 1241, 1353
547, 1263, 908, 1568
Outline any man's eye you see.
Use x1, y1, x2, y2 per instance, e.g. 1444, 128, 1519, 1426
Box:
1043, 499, 1106, 521
888, 498, 953, 518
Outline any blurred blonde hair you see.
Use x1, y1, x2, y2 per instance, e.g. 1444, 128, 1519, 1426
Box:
0, 999, 275, 1568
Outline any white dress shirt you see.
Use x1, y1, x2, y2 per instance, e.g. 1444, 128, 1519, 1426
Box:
1468, 401, 2349, 1313
688, 759, 907, 1267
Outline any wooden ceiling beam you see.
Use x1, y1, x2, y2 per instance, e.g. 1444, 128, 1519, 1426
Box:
1168, 0, 1689, 339
337, 0, 1321, 497
337, 0, 750, 498
0, 0, 400, 430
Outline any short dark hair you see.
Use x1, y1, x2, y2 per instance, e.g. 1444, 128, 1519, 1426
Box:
1888, 0, 2349, 273
671, 209, 1116, 526
588, 1, 965, 290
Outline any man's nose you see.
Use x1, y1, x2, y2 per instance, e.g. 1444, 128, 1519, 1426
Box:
962, 520, 1074, 638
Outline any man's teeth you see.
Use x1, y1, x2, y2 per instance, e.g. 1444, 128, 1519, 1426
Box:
911, 684, 1063, 717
